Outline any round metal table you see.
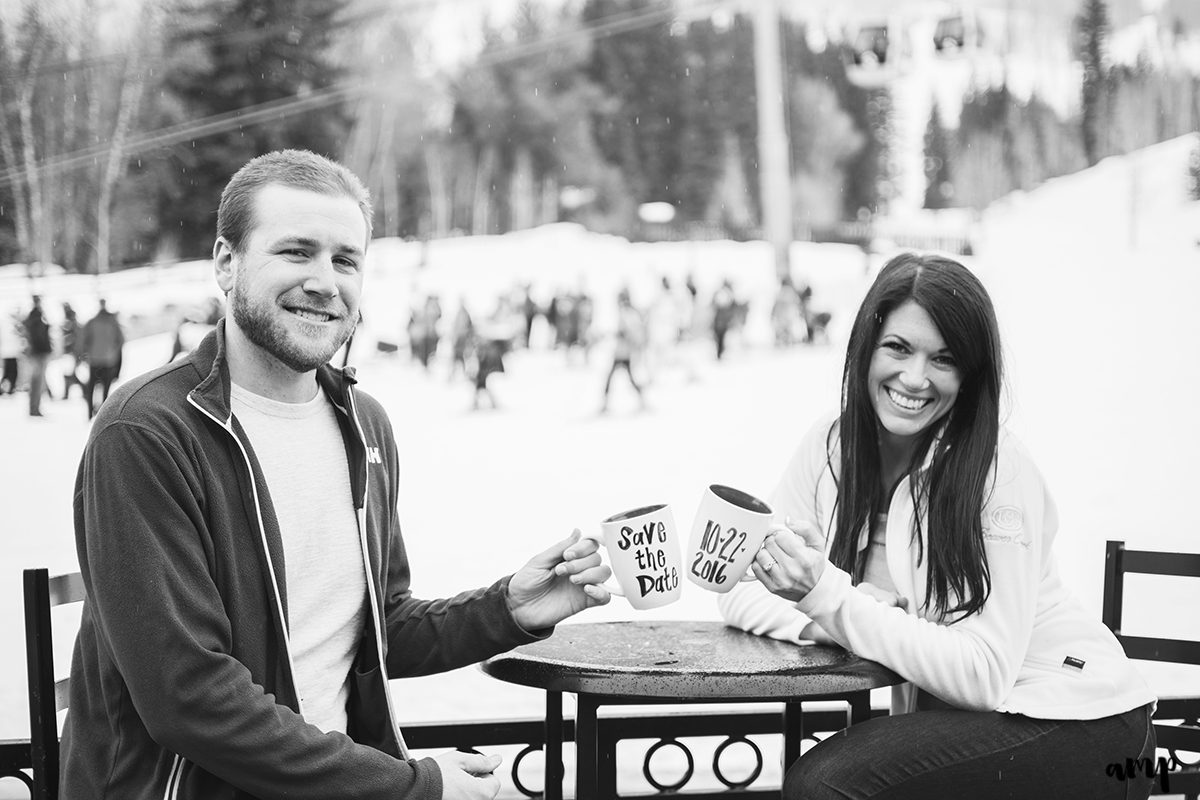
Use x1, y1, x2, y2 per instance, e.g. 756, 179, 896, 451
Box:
482, 620, 901, 799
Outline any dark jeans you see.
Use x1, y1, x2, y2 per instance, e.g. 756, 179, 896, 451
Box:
27, 354, 49, 415
1, 357, 17, 393
603, 358, 643, 399
86, 364, 119, 420
785, 702, 1156, 800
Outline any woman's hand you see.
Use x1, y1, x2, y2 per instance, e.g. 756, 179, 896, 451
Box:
750, 517, 826, 603
856, 581, 909, 610
799, 620, 837, 646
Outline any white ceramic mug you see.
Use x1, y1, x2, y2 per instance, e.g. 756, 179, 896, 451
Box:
685, 484, 774, 593
594, 504, 683, 610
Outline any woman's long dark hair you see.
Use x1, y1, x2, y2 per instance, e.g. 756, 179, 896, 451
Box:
828, 252, 1003, 620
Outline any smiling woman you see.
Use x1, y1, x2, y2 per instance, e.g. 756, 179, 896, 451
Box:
867, 300, 963, 465
718, 252, 1160, 800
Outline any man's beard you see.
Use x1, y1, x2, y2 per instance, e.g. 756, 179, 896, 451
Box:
230, 284, 356, 372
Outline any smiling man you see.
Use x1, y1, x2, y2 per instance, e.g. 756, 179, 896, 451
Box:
62, 150, 612, 800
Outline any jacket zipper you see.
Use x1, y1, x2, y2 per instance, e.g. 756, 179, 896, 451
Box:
163, 753, 185, 800
345, 388, 411, 759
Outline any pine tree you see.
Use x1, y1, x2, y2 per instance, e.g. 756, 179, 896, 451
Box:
583, 0, 687, 211
153, 0, 354, 259
923, 102, 954, 209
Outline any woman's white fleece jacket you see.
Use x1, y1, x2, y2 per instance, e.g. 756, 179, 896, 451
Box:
718, 416, 1156, 719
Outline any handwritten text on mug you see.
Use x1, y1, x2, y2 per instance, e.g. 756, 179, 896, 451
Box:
690, 519, 749, 585
619, 520, 680, 598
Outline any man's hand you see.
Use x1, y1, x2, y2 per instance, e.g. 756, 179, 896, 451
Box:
507, 529, 612, 631
435, 751, 502, 799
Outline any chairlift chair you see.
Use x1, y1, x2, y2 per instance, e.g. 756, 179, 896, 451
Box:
845, 18, 911, 88
934, 7, 986, 58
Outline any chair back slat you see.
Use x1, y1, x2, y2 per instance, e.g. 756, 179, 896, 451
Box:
53, 679, 71, 714
1119, 636, 1200, 665
25, 567, 86, 800
1156, 723, 1200, 753
1123, 549, 1200, 579
47, 573, 86, 607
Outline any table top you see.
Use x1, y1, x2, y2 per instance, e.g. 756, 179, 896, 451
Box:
481, 620, 902, 700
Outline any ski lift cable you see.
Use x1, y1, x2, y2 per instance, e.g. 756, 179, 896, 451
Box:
0, 81, 368, 189
0, 0, 721, 190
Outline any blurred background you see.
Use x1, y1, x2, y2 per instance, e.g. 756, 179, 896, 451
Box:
0, 0, 1197, 279
1, 0, 1199, 794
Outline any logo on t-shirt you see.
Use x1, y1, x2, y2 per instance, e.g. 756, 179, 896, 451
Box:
990, 506, 1023, 531
982, 505, 1031, 549
366, 446, 383, 465
1063, 656, 1086, 672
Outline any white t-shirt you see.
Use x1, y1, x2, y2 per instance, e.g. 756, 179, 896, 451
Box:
232, 383, 367, 734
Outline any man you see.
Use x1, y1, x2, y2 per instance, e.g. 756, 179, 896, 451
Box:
62, 149, 612, 799
80, 297, 125, 419
22, 294, 53, 416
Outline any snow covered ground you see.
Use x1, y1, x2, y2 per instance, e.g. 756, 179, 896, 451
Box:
1, 134, 1198, 795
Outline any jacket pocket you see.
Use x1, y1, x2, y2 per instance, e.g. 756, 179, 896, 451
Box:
170, 757, 244, 800
1023, 653, 1087, 679
347, 660, 403, 758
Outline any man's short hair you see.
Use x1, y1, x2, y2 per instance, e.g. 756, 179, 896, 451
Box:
216, 149, 373, 254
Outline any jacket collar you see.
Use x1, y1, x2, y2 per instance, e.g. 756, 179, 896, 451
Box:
187, 318, 359, 422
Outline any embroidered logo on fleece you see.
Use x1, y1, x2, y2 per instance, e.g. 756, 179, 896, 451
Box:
982, 506, 1031, 548
366, 446, 383, 465
1063, 656, 1086, 672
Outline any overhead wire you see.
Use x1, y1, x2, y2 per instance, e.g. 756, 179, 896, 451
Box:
0, 0, 730, 190
10, 0, 454, 81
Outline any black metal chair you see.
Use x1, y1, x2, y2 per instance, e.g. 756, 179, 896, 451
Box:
1103, 540, 1200, 799
19, 569, 85, 800
0, 737, 32, 794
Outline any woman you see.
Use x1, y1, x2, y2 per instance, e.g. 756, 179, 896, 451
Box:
718, 253, 1157, 799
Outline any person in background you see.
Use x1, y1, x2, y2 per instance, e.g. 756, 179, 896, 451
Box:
448, 299, 475, 383
63, 149, 612, 800
170, 296, 224, 363
81, 298, 125, 420
61, 301, 84, 399
599, 287, 647, 414
643, 276, 682, 384
22, 294, 53, 417
770, 278, 802, 347
0, 307, 21, 396
471, 332, 507, 411
719, 252, 1157, 799
710, 279, 737, 361
572, 288, 594, 365
518, 283, 539, 349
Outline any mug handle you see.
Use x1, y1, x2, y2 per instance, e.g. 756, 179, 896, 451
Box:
581, 531, 626, 598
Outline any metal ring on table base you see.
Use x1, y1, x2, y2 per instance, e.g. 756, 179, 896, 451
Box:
642, 737, 695, 791
712, 734, 764, 789
510, 743, 543, 798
